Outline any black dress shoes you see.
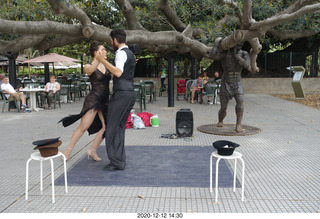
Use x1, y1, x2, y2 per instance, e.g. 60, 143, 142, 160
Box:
103, 163, 125, 171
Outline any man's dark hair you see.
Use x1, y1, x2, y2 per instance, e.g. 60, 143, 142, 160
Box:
89, 41, 103, 58
110, 29, 127, 44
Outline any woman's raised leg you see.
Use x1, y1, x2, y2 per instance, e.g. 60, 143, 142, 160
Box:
64, 109, 97, 160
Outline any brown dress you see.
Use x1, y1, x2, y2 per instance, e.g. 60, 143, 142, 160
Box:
59, 69, 111, 135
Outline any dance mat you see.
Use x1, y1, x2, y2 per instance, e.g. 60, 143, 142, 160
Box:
56, 146, 238, 188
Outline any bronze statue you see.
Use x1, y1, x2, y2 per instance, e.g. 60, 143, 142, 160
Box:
210, 38, 251, 132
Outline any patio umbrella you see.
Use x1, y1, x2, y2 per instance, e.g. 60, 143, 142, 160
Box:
22, 53, 81, 74
23, 53, 80, 64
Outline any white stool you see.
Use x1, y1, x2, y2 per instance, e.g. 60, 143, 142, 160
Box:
210, 151, 245, 203
26, 151, 68, 203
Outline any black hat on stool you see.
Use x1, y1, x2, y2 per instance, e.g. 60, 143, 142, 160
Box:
212, 140, 240, 156
33, 137, 62, 157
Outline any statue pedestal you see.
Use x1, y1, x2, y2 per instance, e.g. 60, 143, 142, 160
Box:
197, 124, 261, 136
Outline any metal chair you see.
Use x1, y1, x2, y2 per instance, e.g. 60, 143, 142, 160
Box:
134, 83, 146, 112
79, 81, 88, 97
144, 80, 156, 103
70, 80, 81, 101
59, 83, 72, 103
1, 90, 20, 113
134, 85, 143, 112
203, 80, 218, 104
0, 90, 4, 100
211, 79, 221, 104
185, 80, 194, 102
53, 91, 61, 109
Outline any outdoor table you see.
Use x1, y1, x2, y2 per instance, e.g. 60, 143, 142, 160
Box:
21, 88, 44, 111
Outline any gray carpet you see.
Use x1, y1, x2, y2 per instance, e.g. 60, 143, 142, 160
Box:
56, 146, 238, 187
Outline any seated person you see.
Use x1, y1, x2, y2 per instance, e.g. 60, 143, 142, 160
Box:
190, 76, 203, 104
1, 76, 28, 111
202, 71, 211, 94
202, 73, 214, 104
214, 71, 221, 81
202, 71, 209, 84
40, 75, 60, 110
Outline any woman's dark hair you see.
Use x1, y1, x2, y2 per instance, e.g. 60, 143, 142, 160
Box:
110, 29, 126, 44
89, 41, 103, 58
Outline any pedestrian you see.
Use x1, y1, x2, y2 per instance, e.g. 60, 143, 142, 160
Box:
158, 63, 167, 91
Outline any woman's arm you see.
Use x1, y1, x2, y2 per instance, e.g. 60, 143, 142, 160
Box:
84, 59, 100, 76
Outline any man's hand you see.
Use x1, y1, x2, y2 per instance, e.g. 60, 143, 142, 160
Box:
95, 52, 104, 62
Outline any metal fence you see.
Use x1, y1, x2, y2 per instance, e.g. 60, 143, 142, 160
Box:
257, 52, 319, 77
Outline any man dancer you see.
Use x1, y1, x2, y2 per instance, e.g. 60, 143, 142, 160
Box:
96, 29, 136, 171
210, 38, 251, 132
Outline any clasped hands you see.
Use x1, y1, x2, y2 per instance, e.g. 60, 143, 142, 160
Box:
95, 51, 107, 62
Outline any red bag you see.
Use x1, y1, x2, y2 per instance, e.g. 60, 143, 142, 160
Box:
137, 112, 153, 127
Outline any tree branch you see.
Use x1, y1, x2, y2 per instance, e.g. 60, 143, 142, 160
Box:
242, 0, 254, 29
279, 0, 318, 15
219, 0, 243, 21
36, 24, 113, 51
0, 19, 82, 36
249, 3, 320, 30
0, 34, 47, 54
158, 0, 187, 32
47, 0, 95, 38
35, 35, 85, 52
247, 37, 262, 73
158, 0, 205, 39
126, 29, 211, 58
114, 0, 145, 30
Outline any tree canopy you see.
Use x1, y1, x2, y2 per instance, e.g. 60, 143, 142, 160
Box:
0, 0, 319, 73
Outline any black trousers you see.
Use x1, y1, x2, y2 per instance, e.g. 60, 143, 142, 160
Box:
105, 91, 135, 167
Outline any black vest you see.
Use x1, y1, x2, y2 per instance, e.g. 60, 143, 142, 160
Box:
113, 47, 136, 91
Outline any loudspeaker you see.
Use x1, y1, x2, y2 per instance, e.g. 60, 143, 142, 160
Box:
176, 109, 193, 137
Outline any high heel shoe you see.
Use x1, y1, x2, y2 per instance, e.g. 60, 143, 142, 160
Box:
63, 147, 73, 161
87, 148, 102, 161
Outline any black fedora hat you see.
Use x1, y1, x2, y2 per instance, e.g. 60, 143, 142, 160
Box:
212, 140, 240, 156
32, 137, 60, 147
34, 140, 62, 157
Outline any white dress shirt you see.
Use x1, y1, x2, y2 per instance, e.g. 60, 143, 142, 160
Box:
114, 45, 128, 73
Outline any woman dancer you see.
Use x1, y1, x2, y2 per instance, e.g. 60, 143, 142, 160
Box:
59, 41, 111, 161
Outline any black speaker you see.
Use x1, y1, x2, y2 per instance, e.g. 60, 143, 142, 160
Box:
176, 109, 193, 137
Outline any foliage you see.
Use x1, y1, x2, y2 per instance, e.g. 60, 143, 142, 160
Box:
251, 0, 320, 52
0, 0, 319, 58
